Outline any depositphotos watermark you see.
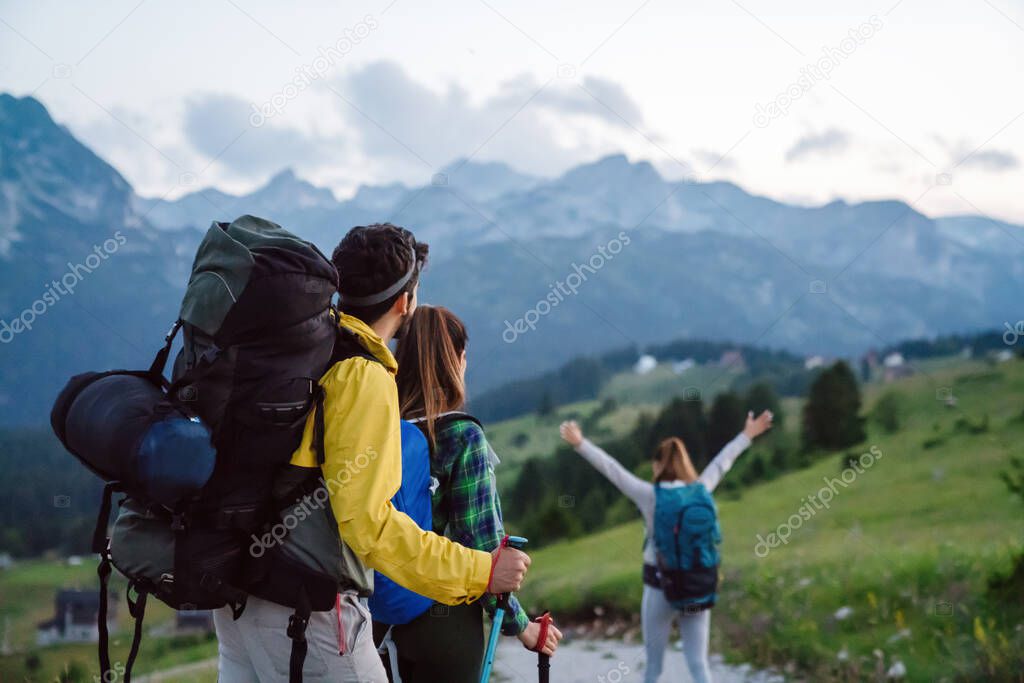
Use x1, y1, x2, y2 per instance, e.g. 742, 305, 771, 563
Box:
1, 231, 127, 344
754, 445, 883, 557
249, 15, 378, 127
249, 446, 378, 557
753, 15, 883, 128
93, 661, 126, 683
502, 231, 631, 344
597, 662, 630, 683
1003, 321, 1024, 345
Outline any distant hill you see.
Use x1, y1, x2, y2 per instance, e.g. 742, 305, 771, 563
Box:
2, 92, 1023, 426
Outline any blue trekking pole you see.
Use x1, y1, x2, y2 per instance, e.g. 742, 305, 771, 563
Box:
479, 535, 528, 683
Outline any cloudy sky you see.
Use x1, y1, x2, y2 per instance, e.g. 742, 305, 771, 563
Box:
2, 0, 1023, 221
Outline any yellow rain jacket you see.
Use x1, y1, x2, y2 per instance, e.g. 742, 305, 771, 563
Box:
289, 313, 491, 604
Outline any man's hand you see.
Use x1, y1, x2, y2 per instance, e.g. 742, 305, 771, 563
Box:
559, 420, 584, 448
489, 546, 531, 593
743, 410, 774, 440
517, 619, 563, 656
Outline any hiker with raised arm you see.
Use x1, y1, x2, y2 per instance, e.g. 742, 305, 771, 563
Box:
559, 410, 773, 683
368, 305, 562, 682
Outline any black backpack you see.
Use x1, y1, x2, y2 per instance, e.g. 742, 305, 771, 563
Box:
51, 215, 346, 682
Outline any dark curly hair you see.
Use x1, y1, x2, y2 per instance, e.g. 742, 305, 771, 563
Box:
332, 223, 429, 324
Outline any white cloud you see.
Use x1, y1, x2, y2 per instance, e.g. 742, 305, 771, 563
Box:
785, 128, 850, 163
327, 61, 652, 181
956, 148, 1019, 172
182, 93, 346, 180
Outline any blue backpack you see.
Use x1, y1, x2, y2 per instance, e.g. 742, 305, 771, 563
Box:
652, 483, 721, 610
368, 420, 436, 625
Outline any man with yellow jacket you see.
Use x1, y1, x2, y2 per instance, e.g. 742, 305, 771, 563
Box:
214, 224, 530, 681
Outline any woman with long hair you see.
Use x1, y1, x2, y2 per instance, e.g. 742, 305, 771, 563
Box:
559, 409, 773, 683
377, 304, 562, 681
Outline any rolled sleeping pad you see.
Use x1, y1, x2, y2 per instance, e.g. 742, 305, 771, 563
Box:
51, 371, 216, 508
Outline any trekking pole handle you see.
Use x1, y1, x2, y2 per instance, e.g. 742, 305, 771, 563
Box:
497, 535, 528, 608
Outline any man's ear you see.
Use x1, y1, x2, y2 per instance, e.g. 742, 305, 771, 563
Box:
393, 291, 411, 316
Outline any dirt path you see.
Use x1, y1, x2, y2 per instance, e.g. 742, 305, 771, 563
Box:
133, 657, 217, 683
492, 637, 784, 683
134, 638, 783, 682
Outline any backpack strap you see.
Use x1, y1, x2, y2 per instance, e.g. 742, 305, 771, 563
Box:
312, 326, 383, 466
122, 583, 148, 683
147, 319, 182, 384
434, 411, 482, 432
96, 548, 113, 681
287, 587, 312, 683
408, 411, 483, 437
94, 482, 120, 682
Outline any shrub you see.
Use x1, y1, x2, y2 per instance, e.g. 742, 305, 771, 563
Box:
870, 391, 904, 433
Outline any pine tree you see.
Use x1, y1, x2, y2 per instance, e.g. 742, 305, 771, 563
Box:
536, 391, 555, 417
801, 361, 866, 451
744, 381, 784, 429
707, 391, 746, 455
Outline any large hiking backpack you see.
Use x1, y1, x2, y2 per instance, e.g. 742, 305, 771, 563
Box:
652, 482, 721, 611
50, 215, 344, 682
367, 420, 436, 625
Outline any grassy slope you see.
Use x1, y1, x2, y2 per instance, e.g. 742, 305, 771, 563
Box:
486, 398, 657, 484
599, 363, 742, 406
515, 360, 1024, 681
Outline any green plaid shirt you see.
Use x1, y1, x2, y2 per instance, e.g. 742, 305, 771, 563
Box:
430, 416, 529, 636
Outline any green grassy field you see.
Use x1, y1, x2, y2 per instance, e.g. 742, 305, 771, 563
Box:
515, 359, 1024, 681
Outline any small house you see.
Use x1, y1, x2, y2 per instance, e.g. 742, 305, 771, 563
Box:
36, 590, 116, 646
633, 354, 657, 375
719, 350, 746, 371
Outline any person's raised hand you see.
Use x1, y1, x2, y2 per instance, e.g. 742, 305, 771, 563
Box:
559, 420, 584, 448
743, 410, 774, 440
517, 618, 563, 656
488, 546, 531, 594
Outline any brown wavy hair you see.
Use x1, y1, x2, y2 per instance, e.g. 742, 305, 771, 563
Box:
395, 305, 468, 446
653, 437, 698, 483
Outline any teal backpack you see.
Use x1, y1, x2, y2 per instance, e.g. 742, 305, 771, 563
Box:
652, 483, 721, 611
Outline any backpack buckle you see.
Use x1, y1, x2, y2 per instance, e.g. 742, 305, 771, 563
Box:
287, 614, 308, 641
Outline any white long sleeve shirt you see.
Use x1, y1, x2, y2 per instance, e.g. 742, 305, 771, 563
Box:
574, 433, 751, 564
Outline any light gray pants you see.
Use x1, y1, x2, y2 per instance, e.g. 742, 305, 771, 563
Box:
214, 592, 386, 682
641, 585, 712, 683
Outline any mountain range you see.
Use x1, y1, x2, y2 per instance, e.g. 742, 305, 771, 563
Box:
1, 92, 1021, 426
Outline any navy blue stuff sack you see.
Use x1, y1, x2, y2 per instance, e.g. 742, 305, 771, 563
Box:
136, 415, 216, 508
51, 371, 215, 508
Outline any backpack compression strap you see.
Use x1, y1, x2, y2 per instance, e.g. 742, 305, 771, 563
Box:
287, 587, 313, 683
122, 584, 148, 683
94, 482, 120, 682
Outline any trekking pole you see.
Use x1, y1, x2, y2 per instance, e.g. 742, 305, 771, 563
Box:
538, 651, 550, 683
479, 535, 528, 683
534, 611, 552, 683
